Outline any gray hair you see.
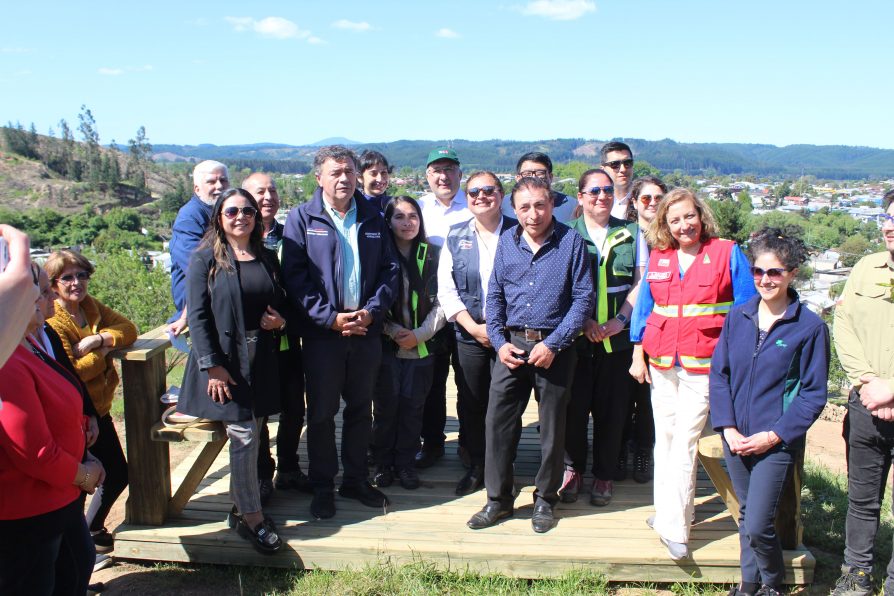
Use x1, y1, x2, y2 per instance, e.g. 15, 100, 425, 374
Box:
313, 145, 359, 175
192, 160, 228, 185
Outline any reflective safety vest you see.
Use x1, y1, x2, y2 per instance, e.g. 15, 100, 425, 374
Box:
641, 237, 735, 373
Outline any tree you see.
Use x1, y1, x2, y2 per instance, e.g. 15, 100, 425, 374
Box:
837, 235, 871, 268
87, 249, 172, 333
77, 104, 102, 185
127, 125, 152, 189
736, 190, 753, 212
708, 199, 750, 244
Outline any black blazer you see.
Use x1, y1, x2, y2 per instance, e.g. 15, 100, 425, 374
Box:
178, 245, 286, 421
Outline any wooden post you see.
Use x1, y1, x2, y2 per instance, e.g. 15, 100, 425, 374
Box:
114, 325, 174, 525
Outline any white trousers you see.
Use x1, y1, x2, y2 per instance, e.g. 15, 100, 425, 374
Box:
650, 365, 710, 544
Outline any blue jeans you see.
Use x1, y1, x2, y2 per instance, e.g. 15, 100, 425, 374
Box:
724, 442, 794, 588
844, 388, 894, 587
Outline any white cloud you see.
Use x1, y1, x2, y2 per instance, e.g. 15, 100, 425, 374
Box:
332, 19, 372, 32
307, 36, 326, 45
436, 28, 460, 39
520, 0, 595, 20
1, 47, 31, 54
97, 64, 154, 76
225, 16, 311, 40
98, 67, 124, 76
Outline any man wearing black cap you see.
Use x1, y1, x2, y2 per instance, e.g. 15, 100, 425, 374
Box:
416, 147, 473, 468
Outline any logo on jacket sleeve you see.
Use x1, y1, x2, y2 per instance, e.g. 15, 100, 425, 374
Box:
658, 258, 670, 267
459, 239, 474, 250
364, 231, 381, 239
307, 228, 329, 237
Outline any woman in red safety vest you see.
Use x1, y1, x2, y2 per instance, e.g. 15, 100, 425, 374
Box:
629, 188, 756, 560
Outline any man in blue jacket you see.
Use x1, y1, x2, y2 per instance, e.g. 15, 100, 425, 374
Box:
167, 160, 229, 336
282, 145, 399, 520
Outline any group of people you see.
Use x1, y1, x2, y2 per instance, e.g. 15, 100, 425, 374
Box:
1, 141, 893, 596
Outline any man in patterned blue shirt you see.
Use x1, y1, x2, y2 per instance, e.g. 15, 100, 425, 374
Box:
467, 176, 593, 534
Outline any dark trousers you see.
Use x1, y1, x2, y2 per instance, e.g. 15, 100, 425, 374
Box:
724, 442, 794, 589
88, 413, 128, 532
844, 388, 894, 585
258, 341, 306, 478
455, 339, 497, 467
0, 503, 94, 596
373, 351, 434, 468
420, 332, 462, 451
303, 334, 381, 490
623, 376, 655, 450
564, 347, 632, 479
485, 336, 577, 508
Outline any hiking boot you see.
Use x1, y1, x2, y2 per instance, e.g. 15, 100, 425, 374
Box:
831, 565, 872, 596
590, 478, 613, 506
558, 468, 582, 503
614, 445, 628, 481
633, 449, 652, 483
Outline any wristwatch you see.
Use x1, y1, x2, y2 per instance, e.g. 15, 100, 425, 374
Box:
615, 312, 629, 325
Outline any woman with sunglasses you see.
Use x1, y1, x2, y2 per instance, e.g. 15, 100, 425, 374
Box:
560, 169, 641, 506
709, 228, 828, 596
178, 188, 287, 553
629, 188, 756, 560
372, 196, 446, 490
438, 172, 517, 496
0, 262, 105, 595
45, 250, 137, 554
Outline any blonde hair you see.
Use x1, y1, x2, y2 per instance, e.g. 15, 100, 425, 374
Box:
646, 188, 718, 250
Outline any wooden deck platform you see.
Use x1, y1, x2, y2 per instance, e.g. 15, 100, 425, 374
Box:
114, 395, 814, 583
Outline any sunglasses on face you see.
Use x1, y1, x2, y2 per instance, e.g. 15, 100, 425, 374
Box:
639, 194, 664, 205
467, 186, 497, 199
602, 158, 634, 170
58, 271, 91, 284
881, 213, 894, 226
223, 206, 258, 219
751, 266, 790, 280
583, 185, 615, 198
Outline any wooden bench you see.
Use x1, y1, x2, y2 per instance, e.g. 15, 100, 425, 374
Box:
698, 429, 804, 548
112, 325, 227, 524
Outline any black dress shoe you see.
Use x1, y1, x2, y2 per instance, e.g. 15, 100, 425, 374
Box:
396, 466, 420, 490
467, 502, 513, 530
338, 482, 390, 508
235, 515, 282, 554
455, 465, 484, 496
310, 490, 336, 519
373, 465, 394, 488
414, 446, 444, 469
531, 503, 557, 533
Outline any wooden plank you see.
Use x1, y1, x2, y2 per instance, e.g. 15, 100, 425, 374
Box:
152, 420, 226, 443
111, 323, 175, 362
169, 439, 227, 517
121, 352, 171, 525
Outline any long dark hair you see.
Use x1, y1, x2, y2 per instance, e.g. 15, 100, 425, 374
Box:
383, 196, 431, 325
200, 188, 264, 277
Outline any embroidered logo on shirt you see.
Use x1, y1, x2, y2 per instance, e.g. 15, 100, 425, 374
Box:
459, 240, 474, 250
646, 271, 672, 281
658, 258, 670, 267
775, 339, 788, 348
703, 254, 711, 264
365, 232, 381, 239
307, 228, 329, 237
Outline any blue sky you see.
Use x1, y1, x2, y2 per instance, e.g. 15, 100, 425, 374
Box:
2, 1, 892, 149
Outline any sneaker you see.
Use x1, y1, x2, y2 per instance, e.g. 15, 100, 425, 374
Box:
633, 449, 652, 483
258, 478, 274, 506
373, 465, 394, 488
590, 478, 613, 506
659, 535, 690, 560
93, 553, 112, 573
91, 528, 114, 553
558, 468, 582, 503
275, 469, 313, 494
614, 445, 628, 481
831, 565, 872, 596
396, 466, 420, 490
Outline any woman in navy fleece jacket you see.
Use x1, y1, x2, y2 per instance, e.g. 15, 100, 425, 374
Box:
709, 228, 829, 596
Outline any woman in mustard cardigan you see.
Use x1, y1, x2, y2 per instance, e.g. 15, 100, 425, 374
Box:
45, 249, 137, 554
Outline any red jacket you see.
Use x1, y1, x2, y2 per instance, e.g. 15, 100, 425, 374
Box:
641, 238, 735, 373
0, 344, 85, 520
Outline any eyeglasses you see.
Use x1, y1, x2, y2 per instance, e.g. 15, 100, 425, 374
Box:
881, 213, 894, 226
603, 158, 634, 170
223, 206, 258, 219
639, 194, 664, 205
751, 266, 791, 280
583, 185, 615, 198
468, 186, 497, 199
57, 271, 91, 284
518, 169, 549, 179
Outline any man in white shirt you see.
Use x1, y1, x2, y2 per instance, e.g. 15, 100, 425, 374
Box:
416, 147, 472, 468
602, 142, 635, 220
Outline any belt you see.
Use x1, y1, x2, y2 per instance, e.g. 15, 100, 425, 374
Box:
507, 327, 554, 342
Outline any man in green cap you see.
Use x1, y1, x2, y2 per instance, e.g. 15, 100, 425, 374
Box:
416, 147, 472, 468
